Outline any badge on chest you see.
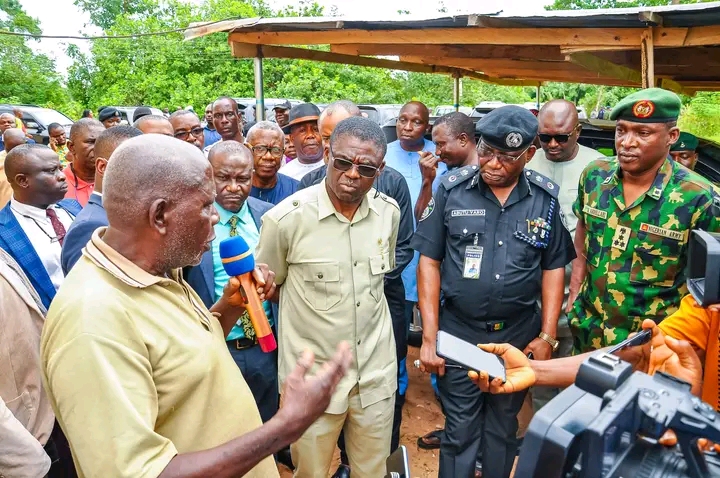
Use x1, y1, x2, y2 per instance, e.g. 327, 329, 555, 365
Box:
463, 234, 483, 280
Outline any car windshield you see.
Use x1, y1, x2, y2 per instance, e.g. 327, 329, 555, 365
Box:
28, 109, 73, 126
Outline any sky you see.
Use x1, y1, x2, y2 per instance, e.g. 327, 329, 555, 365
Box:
20, 0, 552, 74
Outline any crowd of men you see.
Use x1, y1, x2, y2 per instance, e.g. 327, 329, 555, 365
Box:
0, 86, 718, 478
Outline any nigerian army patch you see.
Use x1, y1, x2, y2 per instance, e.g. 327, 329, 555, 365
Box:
420, 198, 435, 221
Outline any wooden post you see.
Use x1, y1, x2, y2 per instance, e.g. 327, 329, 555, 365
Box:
254, 48, 265, 121
453, 74, 461, 112
641, 28, 655, 88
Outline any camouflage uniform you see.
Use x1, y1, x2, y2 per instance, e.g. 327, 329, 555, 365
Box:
569, 157, 719, 353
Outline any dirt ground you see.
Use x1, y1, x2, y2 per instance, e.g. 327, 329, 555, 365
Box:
279, 346, 534, 477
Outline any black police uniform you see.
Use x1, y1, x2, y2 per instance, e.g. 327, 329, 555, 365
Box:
412, 166, 575, 476
298, 163, 414, 457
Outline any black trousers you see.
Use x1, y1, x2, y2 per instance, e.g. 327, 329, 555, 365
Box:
46, 421, 78, 478
437, 305, 539, 478
339, 277, 407, 465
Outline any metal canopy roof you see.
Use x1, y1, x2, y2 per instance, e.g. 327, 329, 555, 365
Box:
185, 2, 720, 94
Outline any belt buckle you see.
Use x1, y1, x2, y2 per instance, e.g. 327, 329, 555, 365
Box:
235, 339, 255, 350
486, 321, 505, 333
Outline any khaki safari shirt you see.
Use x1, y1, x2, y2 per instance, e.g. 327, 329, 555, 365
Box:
40, 228, 278, 478
256, 180, 400, 414
570, 157, 719, 353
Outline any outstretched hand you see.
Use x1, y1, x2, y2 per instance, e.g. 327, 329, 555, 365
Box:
278, 342, 353, 440
468, 343, 536, 394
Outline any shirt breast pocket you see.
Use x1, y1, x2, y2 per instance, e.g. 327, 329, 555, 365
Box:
369, 253, 391, 302
629, 231, 684, 287
302, 262, 342, 311
448, 216, 485, 243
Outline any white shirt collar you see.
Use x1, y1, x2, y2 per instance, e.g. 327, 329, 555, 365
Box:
10, 198, 56, 223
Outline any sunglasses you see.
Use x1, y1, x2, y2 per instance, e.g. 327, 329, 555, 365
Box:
250, 145, 284, 158
174, 127, 204, 141
331, 156, 379, 178
537, 126, 580, 144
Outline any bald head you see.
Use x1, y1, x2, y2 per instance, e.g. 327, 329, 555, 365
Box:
133, 115, 174, 136
208, 139, 252, 166
102, 135, 217, 273
400, 101, 429, 122
3, 128, 27, 152
5, 144, 67, 207
319, 100, 362, 146
104, 135, 208, 226
69, 118, 104, 142
537, 100, 578, 127
537, 99, 581, 162
208, 141, 254, 214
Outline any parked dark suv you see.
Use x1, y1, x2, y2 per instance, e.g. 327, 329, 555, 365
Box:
0, 104, 74, 146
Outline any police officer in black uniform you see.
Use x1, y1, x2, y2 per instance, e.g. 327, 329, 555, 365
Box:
412, 105, 575, 478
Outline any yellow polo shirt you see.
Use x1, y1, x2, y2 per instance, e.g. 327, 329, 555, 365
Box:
40, 228, 278, 478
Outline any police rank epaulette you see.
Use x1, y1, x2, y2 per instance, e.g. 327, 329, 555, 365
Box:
441, 165, 478, 189
524, 169, 560, 199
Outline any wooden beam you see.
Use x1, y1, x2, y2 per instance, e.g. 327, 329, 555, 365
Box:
400, 55, 586, 73
330, 44, 565, 61
639, 11, 663, 26
228, 26, 707, 47
568, 51, 685, 94
228, 42, 538, 86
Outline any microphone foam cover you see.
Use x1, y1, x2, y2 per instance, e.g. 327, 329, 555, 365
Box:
219, 236, 256, 276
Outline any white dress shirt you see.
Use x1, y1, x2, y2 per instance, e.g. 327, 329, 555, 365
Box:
10, 198, 74, 291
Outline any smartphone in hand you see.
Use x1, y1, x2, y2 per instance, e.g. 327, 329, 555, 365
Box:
436, 330, 507, 383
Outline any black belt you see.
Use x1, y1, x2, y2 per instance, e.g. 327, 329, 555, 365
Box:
227, 337, 257, 350
444, 301, 508, 333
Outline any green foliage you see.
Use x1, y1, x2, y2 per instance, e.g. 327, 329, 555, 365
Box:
0, 0, 74, 109
679, 92, 720, 142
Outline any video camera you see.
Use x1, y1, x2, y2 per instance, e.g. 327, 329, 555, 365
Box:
688, 229, 720, 307
516, 351, 720, 478
516, 229, 720, 477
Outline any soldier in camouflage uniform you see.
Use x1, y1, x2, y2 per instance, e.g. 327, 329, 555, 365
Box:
568, 88, 719, 353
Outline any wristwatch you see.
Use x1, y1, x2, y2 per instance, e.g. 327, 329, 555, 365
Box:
538, 332, 559, 351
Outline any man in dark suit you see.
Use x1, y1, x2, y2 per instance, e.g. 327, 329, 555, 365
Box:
62, 126, 143, 274
0, 145, 81, 309
185, 141, 279, 424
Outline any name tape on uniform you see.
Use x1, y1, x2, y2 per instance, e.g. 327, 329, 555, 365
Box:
451, 209, 486, 217
639, 223, 686, 242
583, 204, 607, 220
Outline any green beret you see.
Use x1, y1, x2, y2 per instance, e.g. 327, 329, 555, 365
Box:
670, 132, 699, 152
609, 88, 681, 123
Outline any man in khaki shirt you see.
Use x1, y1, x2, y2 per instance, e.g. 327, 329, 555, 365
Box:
257, 117, 400, 478
41, 135, 352, 478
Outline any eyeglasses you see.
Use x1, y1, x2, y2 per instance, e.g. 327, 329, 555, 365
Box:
249, 145, 284, 158
537, 125, 580, 144
174, 127, 204, 141
331, 156, 379, 178
477, 140, 531, 164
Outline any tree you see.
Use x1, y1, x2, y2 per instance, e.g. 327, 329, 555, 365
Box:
0, 0, 74, 109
